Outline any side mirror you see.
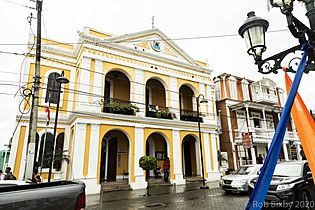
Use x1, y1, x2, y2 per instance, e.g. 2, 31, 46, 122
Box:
257, 170, 261, 175
307, 171, 312, 177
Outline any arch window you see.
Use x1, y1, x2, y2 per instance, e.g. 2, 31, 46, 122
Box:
45, 72, 61, 104
38, 132, 54, 168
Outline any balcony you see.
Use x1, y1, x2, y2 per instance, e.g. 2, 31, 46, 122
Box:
180, 109, 203, 123
146, 104, 175, 120
234, 128, 299, 144
252, 92, 278, 105
103, 98, 138, 116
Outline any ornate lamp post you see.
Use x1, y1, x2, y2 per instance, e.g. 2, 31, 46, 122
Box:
48, 71, 69, 182
239, 0, 315, 74
196, 94, 209, 189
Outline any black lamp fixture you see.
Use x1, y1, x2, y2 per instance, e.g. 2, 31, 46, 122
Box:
48, 71, 69, 182
239, 0, 315, 74
196, 94, 209, 189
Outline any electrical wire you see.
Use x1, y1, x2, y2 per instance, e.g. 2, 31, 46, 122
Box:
0, 29, 288, 46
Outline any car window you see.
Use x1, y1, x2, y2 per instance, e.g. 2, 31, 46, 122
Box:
274, 163, 303, 176
234, 166, 255, 175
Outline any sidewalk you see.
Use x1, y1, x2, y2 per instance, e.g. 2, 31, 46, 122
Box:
87, 180, 220, 207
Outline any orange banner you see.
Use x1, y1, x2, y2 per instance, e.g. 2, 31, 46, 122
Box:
285, 70, 315, 181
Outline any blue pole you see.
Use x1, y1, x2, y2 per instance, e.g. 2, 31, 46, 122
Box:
245, 44, 309, 210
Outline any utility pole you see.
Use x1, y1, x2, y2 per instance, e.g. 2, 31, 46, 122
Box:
25, 0, 43, 181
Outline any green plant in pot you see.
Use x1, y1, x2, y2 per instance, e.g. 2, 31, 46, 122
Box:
53, 149, 70, 171
139, 156, 157, 196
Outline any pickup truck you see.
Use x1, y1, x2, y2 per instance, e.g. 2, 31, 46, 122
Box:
0, 180, 86, 210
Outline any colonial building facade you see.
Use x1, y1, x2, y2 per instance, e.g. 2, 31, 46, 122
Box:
214, 73, 301, 170
9, 28, 220, 194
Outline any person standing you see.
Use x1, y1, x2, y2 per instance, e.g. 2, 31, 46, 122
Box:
163, 157, 170, 182
4, 167, 16, 180
257, 154, 264, 164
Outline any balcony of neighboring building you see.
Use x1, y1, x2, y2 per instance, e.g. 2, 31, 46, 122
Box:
102, 70, 137, 116
251, 79, 279, 105
145, 79, 174, 120
179, 85, 203, 123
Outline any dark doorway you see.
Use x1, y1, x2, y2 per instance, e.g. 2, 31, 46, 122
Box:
107, 138, 117, 181
183, 140, 192, 177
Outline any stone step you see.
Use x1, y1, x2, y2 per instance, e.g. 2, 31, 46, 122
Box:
101, 180, 130, 192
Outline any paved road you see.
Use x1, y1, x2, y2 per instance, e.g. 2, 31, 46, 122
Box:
87, 185, 249, 210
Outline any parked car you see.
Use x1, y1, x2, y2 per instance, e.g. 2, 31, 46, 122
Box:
248, 161, 315, 210
0, 180, 86, 210
219, 164, 262, 193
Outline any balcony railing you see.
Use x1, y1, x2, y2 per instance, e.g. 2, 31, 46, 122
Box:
102, 98, 137, 116
180, 109, 203, 122
146, 104, 175, 119
234, 128, 299, 144
252, 92, 278, 104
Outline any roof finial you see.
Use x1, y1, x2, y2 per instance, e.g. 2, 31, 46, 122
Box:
152, 16, 155, 29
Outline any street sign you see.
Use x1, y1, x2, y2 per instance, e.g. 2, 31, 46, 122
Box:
242, 132, 252, 149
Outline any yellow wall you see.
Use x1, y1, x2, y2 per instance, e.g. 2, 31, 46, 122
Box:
83, 124, 91, 177
146, 79, 166, 107
111, 75, 130, 101
116, 132, 129, 176
14, 126, 26, 179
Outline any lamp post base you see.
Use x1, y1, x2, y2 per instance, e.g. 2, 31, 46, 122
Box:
200, 185, 209, 190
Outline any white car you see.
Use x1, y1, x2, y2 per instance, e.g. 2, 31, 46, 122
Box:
219, 164, 262, 193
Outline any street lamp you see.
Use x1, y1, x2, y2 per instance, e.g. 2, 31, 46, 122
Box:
239, 0, 315, 74
196, 94, 209, 189
48, 71, 69, 182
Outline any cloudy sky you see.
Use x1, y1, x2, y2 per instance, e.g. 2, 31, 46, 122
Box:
0, 0, 314, 148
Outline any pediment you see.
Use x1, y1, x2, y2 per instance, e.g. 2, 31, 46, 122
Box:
106, 28, 199, 66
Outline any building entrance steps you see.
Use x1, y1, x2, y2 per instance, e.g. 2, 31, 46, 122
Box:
101, 179, 130, 192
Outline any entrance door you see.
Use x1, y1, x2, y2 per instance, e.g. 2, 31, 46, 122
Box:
107, 138, 117, 181
183, 140, 192, 177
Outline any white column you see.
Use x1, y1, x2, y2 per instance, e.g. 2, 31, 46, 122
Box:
206, 85, 214, 120
134, 69, 145, 117
20, 126, 30, 181
251, 147, 257, 164
262, 109, 267, 130
130, 127, 147, 190
61, 126, 71, 180
84, 124, 101, 194
171, 130, 185, 185
91, 60, 103, 112
72, 123, 86, 179
170, 77, 180, 120
77, 57, 91, 111
208, 134, 220, 181
283, 144, 289, 161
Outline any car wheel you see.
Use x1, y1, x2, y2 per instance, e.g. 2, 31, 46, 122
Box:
299, 190, 312, 210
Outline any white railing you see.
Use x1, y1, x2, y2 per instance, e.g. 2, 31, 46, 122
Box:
253, 92, 278, 104
234, 129, 300, 143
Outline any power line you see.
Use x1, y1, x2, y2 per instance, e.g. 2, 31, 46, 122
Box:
0, 29, 288, 46
0, 0, 35, 9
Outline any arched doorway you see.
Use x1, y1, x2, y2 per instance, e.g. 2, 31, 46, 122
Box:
145, 79, 167, 118
100, 130, 130, 182
146, 133, 168, 179
179, 85, 199, 122
182, 135, 199, 177
104, 70, 133, 115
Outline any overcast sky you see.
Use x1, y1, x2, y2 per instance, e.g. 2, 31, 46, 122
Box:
0, 0, 314, 148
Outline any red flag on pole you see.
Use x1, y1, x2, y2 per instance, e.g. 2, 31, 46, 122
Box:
45, 105, 50, 125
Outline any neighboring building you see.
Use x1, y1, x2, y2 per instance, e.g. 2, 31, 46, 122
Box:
9, 27, 220, 194
214, 73, 301, 170
0, 149, 10, 170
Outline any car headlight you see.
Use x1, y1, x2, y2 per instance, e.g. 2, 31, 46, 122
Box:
233, 179, 247, 185
276, 183, 295, 191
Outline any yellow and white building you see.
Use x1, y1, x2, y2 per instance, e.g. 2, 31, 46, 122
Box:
9, 27, 220, 194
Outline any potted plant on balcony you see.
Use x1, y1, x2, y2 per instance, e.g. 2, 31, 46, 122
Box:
52, 149, 70, 180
